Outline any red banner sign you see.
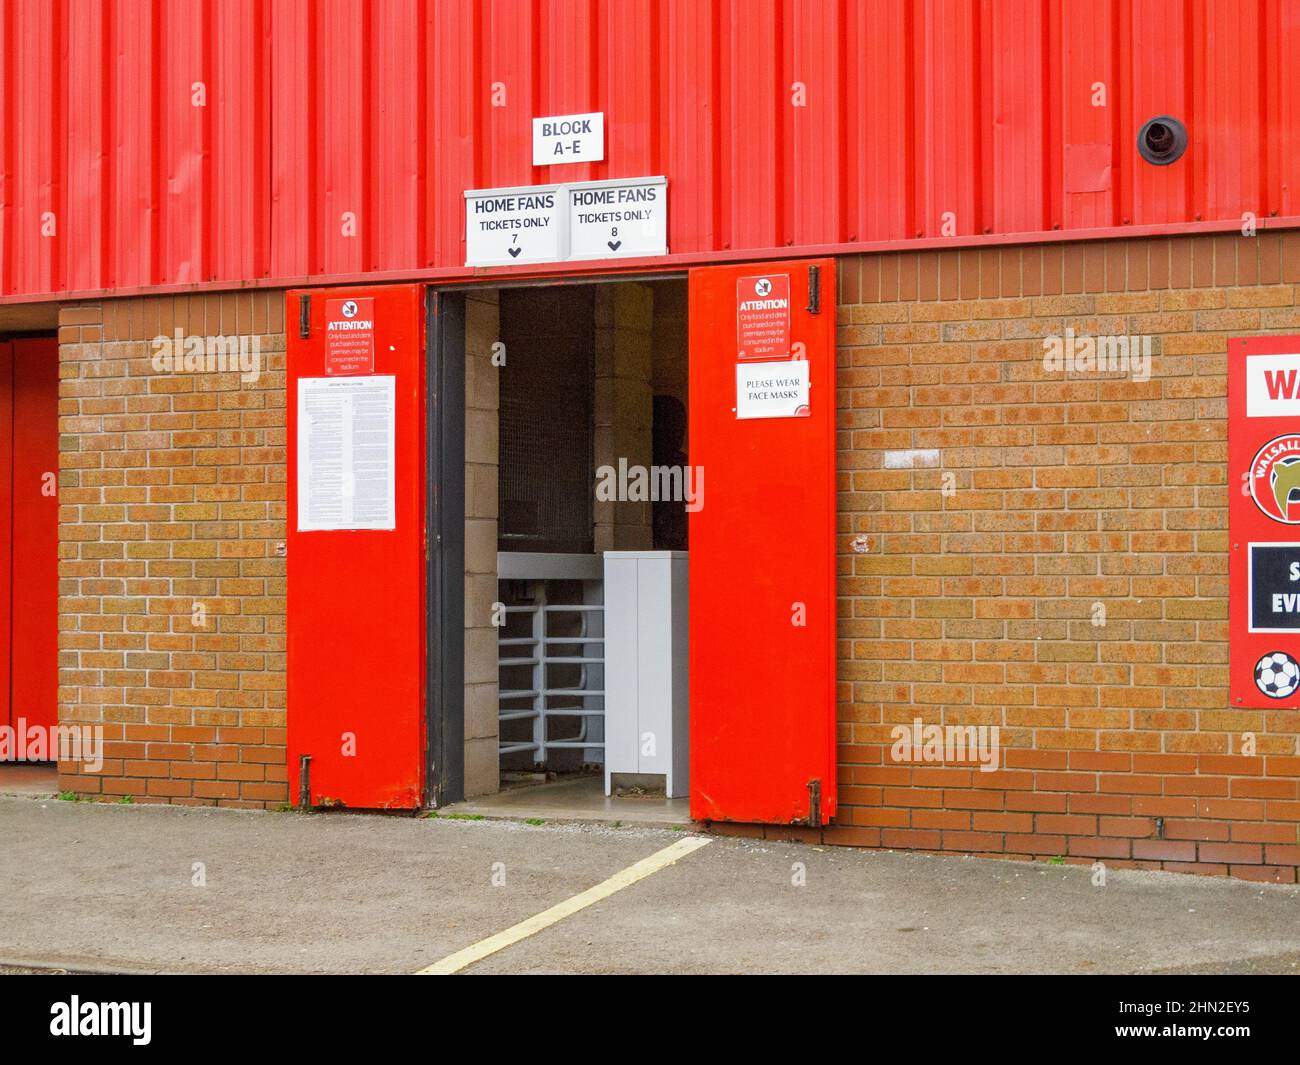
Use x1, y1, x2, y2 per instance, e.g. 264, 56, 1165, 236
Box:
1229, 335, 1300, 708
324, 297, 376, 375
735, 274, 791, 360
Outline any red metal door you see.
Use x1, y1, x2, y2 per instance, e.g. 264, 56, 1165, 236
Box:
0, 342, 12, 732
9, 338, 59, 736
688, 259, 837, 825
286, 286, 426, 808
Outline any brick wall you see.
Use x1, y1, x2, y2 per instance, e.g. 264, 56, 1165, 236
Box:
821, 231, 1300, 881
57, 293, 289, 807
50, 234, 1300, 876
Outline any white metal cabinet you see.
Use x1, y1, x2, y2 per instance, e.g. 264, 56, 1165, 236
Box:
603, 551, 688, 797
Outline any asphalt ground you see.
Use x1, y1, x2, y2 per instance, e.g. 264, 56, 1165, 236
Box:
1, 795, 1298, 974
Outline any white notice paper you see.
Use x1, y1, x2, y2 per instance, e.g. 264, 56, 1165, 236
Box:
735, 360, 811, 420
297, 376, 396, 531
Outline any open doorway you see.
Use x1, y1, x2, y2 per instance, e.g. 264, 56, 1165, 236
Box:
447, 276, 691, 824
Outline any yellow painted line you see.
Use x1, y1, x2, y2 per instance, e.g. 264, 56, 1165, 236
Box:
416, 835, 711, 975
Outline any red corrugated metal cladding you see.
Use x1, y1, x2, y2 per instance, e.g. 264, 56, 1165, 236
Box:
2, 0, 1297, 300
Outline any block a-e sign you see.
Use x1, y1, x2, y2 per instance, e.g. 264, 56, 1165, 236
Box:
532, 112, 604, 165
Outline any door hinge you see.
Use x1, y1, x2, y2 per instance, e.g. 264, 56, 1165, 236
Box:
806, 778, 822, 827
806, 265, 821, 315
299, 294, 311, 338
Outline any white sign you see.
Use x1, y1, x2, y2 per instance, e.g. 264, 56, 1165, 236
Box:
464, 185, 561, 267
533, 112, 604, 165
297, 376, 396, 531
1246, 353, 1300, 416
465, 177, 667, 267
567, 177, 667, 261
736, 360, 811, 420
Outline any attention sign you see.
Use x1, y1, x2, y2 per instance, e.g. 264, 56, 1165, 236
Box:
324, 298, 375, 376
736, 274, 792, 360
1229, 337, 1300, 707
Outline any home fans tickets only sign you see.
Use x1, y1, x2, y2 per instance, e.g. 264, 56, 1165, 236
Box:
464, 177, 666, 267
1230, 336, 1300, 707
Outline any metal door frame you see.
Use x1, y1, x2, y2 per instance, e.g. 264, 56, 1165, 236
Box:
424, 272, 686, 807
426, 289, 466, 807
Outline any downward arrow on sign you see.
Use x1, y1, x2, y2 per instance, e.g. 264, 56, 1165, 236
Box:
507, 247, 521, 258
607, 240, 622, 251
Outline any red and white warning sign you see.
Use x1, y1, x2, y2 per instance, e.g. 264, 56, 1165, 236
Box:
736, 274, 791, 360
1229, 336, 1300, 708
325, 297, 375, 376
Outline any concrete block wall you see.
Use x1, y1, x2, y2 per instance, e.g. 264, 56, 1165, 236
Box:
594, 282, 655, 552
650, 280, 688, 404
463, 290, 501, 798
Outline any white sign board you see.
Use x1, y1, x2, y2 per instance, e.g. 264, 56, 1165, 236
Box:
736, 360, 811, 420
464, 186, 561, 267
297, 376, 396, 531
533, 112, 604, 165
1247, 353, 1300, 417
465, 177, 667, 267
567, 177, 667, 260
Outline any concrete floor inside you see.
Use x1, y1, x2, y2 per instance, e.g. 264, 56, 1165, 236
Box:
0, 761, 690, 824
442, 774, 691, 826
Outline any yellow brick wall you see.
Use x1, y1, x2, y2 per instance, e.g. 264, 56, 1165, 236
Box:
57, 293, 288, 807
828, 232, 1300, 881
